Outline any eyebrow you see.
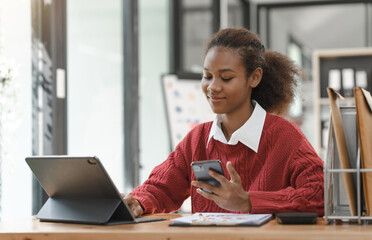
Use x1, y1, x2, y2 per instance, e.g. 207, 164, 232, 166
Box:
203, 68, 237, 73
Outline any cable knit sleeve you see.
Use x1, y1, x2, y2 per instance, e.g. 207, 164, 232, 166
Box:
249, 138, 324, 216
130, 146, 191, 214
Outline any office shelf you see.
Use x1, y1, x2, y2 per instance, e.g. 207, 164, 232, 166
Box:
312, 48, 372, 157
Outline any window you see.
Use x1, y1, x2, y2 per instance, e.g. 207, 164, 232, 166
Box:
67, 0, 124, 191
0, 0, 32, 220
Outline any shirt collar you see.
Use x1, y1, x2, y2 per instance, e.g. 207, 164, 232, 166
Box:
207, 101, 266, 153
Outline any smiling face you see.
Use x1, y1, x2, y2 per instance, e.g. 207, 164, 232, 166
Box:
201, 46, 261, 119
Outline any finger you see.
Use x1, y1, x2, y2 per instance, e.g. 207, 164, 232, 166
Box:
125, 196, 143, 217
196, 188, 218, 201
226, 161, 241, 183
192, 180, 218, 193
130, 205, 140, 217
208, 169, 229, 185
123, 193, 131, 201
124, 194, 136, 205
131, 202, 143, 217
133, 208, 142, 217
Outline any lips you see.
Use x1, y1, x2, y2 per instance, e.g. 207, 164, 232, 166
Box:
208, 95, 225, 104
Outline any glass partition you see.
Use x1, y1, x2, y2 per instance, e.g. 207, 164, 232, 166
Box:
262, 3, 371, 148
67, 0, 124, 191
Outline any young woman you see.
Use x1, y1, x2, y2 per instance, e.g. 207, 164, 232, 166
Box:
124, 28, 324, 217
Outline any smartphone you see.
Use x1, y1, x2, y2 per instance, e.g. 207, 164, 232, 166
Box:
191, 160, 225, 193
276, 213, 318, 224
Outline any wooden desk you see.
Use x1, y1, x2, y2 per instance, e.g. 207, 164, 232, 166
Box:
1, 214, 372, 240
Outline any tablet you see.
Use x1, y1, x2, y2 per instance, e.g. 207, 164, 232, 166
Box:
26, 156, 164, 225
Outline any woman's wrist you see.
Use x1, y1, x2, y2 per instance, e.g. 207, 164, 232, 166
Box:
244, 192, 252, 212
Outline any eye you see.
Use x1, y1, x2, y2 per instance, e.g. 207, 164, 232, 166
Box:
221, 77, 233, 82
203, 75, 213, 80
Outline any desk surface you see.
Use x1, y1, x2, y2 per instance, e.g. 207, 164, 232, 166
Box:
1, 214, 372, 240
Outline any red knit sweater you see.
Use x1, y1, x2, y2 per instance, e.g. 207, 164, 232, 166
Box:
131, 113, 324, 216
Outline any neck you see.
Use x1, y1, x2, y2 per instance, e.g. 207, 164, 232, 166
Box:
220, 103, 254, 141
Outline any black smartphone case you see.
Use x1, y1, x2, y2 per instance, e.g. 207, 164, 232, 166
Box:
191, 160, 224, 187
276, 213, 318, 224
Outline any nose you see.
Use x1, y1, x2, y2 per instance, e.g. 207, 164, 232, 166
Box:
207, 78, 222, 93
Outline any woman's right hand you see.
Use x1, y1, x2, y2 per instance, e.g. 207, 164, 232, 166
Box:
121, 193, 144, 218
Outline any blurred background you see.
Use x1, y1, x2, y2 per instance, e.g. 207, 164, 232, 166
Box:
0, 0, 371, 219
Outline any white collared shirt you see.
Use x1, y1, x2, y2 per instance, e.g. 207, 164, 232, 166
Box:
207, 101, 267, 153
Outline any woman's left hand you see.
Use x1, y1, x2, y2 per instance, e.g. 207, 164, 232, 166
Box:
191, 161, 252, 212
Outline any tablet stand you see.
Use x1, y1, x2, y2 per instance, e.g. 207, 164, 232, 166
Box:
37, 198, 134, 225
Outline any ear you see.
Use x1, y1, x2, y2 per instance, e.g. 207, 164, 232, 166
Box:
249, 68, 263, 88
